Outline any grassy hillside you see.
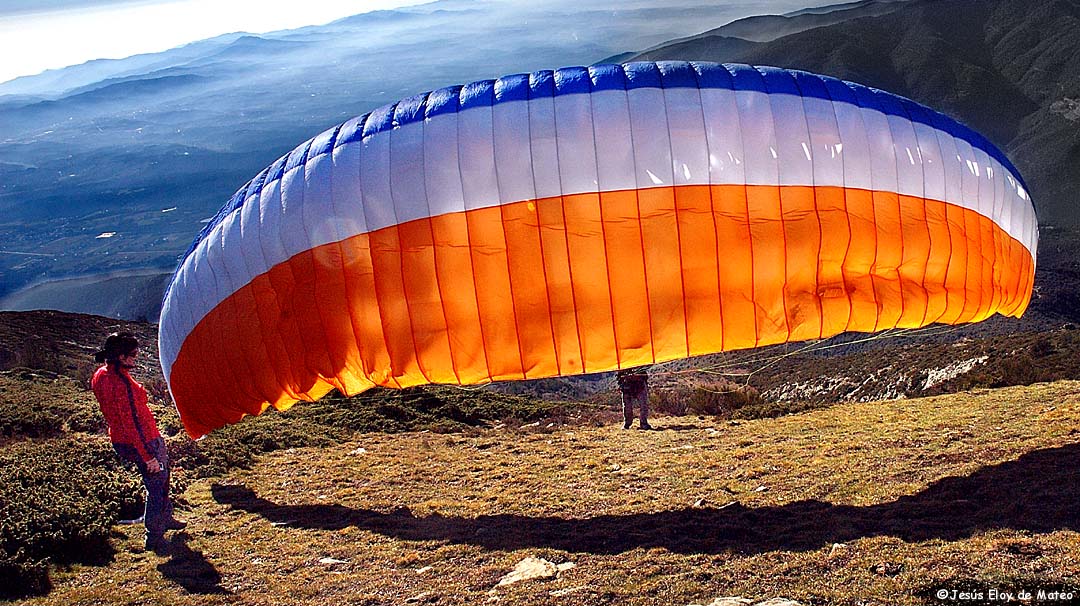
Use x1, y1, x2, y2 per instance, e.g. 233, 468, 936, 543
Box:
3, 307, 1080, 604
9, 380, 1080, 605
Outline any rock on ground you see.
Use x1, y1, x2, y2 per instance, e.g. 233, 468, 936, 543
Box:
495, 556, 575, 587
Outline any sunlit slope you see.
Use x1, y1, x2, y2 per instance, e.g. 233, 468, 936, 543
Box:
21, 380, 1080, 606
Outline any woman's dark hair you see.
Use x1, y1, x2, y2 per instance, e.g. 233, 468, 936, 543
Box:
94, 332, 140, 363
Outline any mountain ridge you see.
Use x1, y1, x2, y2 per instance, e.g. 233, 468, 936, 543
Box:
629, 0, 1080, 228
0, 33, 244, 98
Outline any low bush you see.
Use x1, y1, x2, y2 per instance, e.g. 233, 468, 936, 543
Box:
169, 413, 348, 479
0, 437, 141, 599
728, 397, 827, 420
302, 385, 571, 433
0, 376, 101, 440
0, 405, 62, 439
144, 378, 172, 406
649, 379, 765, 418
64, 407, 107, 434
0, 551, 50, 598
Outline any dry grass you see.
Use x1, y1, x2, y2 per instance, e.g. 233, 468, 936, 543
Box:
16, 381, 1080, 606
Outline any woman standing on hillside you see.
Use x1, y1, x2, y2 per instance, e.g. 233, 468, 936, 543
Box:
91, 332, 185, 555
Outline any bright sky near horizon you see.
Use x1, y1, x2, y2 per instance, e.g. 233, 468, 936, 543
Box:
0, 0, 430, 84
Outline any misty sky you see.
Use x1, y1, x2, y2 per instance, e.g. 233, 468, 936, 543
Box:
0, 0, 429, 84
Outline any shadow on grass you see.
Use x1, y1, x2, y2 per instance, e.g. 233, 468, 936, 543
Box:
157, 532, 229, 595
211, 443, 1080, 555
655, 423, 721, 432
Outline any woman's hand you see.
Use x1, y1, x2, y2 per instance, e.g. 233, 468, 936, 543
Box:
147, 458, 163, 474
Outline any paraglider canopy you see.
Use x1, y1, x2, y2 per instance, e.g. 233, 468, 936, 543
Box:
158, 61, 1038, 439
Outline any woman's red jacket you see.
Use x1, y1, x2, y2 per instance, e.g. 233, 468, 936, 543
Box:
91, 364, 161, 463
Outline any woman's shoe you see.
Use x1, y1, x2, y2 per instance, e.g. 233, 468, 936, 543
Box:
163, 517, 188, 530
145, 535, 171, 556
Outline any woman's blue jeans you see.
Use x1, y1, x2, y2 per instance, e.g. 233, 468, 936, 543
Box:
113, 437, 172, 539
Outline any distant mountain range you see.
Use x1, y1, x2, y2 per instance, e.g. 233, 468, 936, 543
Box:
628, 0, 1080, 230
0, 0, 836, 317
3, 0, 1076, 321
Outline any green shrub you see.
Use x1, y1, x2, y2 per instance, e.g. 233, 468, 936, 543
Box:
0, 376, 105, 440
0, 437, 141, 599
64, 407, 107, 434
302, 385, 570, 433
649, 379, 765, 418
0, 406, 62, 439
729, 397, 826, 420
166, 411, 348, 479
0, 551, 50, 599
